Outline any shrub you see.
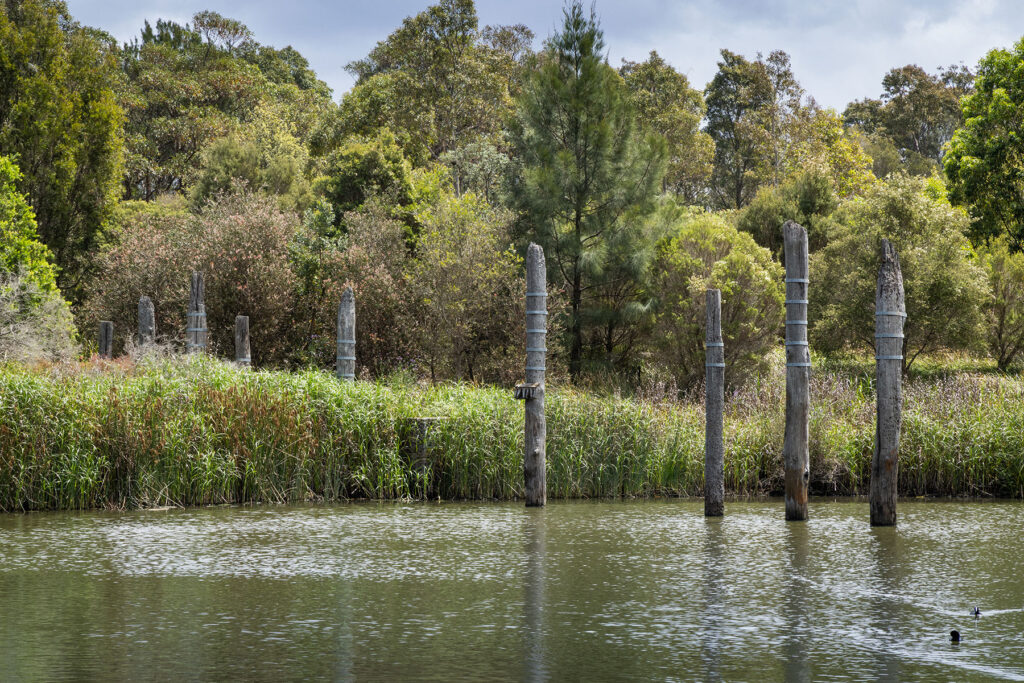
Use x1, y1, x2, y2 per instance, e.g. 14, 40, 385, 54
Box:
649, 210, 784, 388
0, 272, 76, 363
979, 237, 1024, 370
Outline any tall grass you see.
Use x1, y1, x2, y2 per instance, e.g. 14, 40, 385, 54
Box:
1, 354, 1023, 511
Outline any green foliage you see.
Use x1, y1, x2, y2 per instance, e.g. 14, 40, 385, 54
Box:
621, 51, 714, 202
85, 190, 300, 364
811, 174, 990, 371
318, 130, 414, 230
737, 168, 837, 254
336, 0, 532, 164
0, 157, 59, 293
978, 237, 1024, 370
649, 211, 784, 387
844, 64, 971, 168
945, 39, 1024, 249
0, 0, 124, 296
509, 2, 665, 379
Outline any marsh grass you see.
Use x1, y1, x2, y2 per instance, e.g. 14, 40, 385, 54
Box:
1, 353, 1023, 511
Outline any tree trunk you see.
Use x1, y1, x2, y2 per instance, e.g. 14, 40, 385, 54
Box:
871, 239, 905, 527
783, 221, 810, 521
525, 243, 547, 507
569, 267, 582, 381
704, 289, 725, 517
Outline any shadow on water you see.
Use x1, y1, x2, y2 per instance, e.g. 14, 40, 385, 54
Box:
868, 525, 904, 682
523, 508, 546, 683
783, 521, 811, 683
700, 517, 725, 682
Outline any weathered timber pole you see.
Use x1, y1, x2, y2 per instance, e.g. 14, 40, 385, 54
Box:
235, 315, 251, 368
186, 271, 207, 353
524, 243, 547, 507
138, 296, 155, 346
336, 287, 355, 381
98, 321, 113, 359
870, 239, 905, 527
783, 220, 810, 521
704, 289, 725, 517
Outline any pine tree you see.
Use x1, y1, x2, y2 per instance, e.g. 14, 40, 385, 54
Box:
509, 2, 664, 380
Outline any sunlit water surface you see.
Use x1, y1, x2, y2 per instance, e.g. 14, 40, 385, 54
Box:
1, 499, 1023, 681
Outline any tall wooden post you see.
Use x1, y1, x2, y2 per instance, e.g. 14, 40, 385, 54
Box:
235, 315, 251, 368
336, 287, 355, 381
704, 289, 725, 517
524, 243, 547, 507
871, 239, 905, 527
783, 220, 810, 521
98, 321, 113, 359
186, 271, 207, 353
138, 296, 155, 346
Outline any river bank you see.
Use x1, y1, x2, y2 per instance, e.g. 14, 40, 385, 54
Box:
1, 355, 1022, 511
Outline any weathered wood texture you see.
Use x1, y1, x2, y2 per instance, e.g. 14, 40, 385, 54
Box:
98, 321, 113, 359
783, 220, 810, 521
138, 296, 155, 346
186, 271, 207, 353
705, 289, 725, 517
870, 239, 905, 527
524, 243, 547, 508
235, 315, 251, 367
336, 287, 356, 381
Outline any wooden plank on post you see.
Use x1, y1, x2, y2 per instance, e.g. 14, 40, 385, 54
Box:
705, 289, 725, 517
783, 220, 810, 521
524, 243, 547, 507
98, 321, 113, 359
186, 271, 207, 354
138, 296, 155, 346
235, 315, 251, 368
336, 287, 355, 381
871, 239, 905, 527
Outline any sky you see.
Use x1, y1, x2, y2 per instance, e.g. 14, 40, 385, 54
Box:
66, 0, 1024, 110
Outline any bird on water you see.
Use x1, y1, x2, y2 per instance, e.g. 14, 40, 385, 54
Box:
950, 630, 961, 643
972, 606, 981, 618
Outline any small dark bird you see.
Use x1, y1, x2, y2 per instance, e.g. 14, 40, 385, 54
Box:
950, 630, 961, 643
972, 606, 981, 618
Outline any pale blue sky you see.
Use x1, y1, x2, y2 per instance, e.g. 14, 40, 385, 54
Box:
66, 0, 1024, 110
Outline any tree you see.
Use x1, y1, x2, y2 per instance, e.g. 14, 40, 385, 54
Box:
0, 0, 124, 296
509, 2, 665, 380
945, 39, 1024, 249
338, 0, 532, 164
978, 238, 1024, 370
845, 64, 972, 175
620, 51, 714, 202
649, 210, 784, 388
737, 168, 837, 255
0, 157, 59, 293
704, 50, 773, 208
811, 174, 989, 372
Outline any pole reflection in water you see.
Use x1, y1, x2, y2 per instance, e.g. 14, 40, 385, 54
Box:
700, 517, 725, 682
523, 508, 547, 683
869, 526, 903, 682
783, 522, 811, 683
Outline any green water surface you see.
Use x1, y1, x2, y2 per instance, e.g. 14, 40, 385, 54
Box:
1, 499, 1022, 681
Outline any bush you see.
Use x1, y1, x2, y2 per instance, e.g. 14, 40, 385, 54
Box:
85, 190, 299, 364
0, 272, 76, 363
0, 156, 59, 294
811, 174, 990, 371
649, 210, 784, 388
979, 237, 1024, 370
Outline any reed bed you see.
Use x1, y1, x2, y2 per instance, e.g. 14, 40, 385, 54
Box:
1, 355, 1022, 511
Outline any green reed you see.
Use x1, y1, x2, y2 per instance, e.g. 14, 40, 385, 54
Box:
1, 354, 1023, 511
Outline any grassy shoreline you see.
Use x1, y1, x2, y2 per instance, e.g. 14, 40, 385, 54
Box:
1, 355, 1023, 511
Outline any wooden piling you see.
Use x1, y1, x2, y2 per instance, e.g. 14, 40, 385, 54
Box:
138, 296, 155, 346
524, 243, 547, 507
336, 287, 355, 381
870, 239, 905, 527
783, 220, 810, 521
98, 321, 113, 359
234, 315, 251, 367
704, 289, 725, 517
186, 271, 207, 353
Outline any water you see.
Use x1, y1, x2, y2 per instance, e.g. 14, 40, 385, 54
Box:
1, 500, 1023, 682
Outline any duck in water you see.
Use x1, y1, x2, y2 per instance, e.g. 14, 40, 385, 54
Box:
950, 630, 961, 643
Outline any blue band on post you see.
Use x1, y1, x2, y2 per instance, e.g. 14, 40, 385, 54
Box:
875, 311, 907, 317
786, 362, 812, 367
785, 278, 809, 283
705, 342, 723, 347
705, 363, 725, 368
785, 299, 809, 305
